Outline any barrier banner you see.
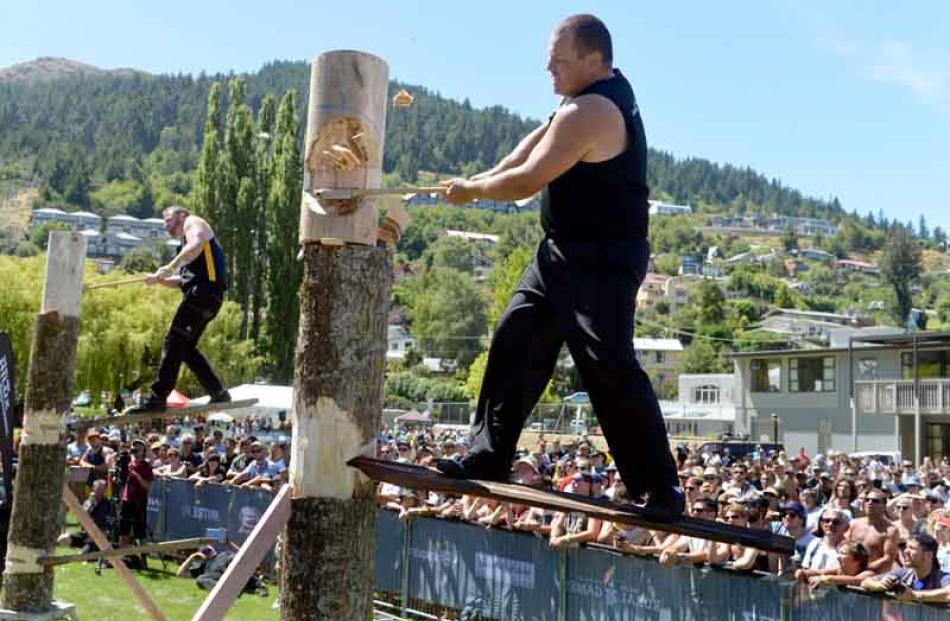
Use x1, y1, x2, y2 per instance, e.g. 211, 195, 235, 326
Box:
226, 485, 273, 545
0, 333, 17, 502
408, 517, 560, 621
374, 509, 405, 594
145, 483, 950, 621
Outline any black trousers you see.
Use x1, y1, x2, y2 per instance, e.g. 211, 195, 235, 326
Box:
468, 237, 678, 498
151, 283, 225, 400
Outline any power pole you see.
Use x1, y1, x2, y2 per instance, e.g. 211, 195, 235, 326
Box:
278, 51, 391, 621
2, 231, 85, 611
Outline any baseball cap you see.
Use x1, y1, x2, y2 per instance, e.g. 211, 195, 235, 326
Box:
781, 501, 806, 519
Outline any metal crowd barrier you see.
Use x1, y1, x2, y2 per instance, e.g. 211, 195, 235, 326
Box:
147, 480, 949, 620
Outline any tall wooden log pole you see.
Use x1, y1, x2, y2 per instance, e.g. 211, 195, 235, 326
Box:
1, 231, 85, 611
278, 51, 391, 621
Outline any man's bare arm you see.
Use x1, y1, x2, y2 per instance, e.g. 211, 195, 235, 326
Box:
153, 217, 212, 279
442, 95, 612, 202
470, 122, 550, 181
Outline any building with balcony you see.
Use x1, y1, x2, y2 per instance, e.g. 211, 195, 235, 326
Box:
730, 330, 950, 462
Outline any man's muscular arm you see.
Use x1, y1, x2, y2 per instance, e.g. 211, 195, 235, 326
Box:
151, 217, 212, 281
442, 95, 613, 202
470, 122, 550, 181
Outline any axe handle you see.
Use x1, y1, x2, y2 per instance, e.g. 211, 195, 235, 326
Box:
83, 277, 147, 291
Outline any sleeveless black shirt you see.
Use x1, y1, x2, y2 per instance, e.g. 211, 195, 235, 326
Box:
178, 236, 228, 291
540, 69, 649, 240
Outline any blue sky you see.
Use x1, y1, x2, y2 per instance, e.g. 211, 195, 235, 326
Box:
2, 1, 949, 231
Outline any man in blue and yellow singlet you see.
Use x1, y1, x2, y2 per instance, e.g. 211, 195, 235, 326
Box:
130, 205, 231, 413
435, 15, 683, 519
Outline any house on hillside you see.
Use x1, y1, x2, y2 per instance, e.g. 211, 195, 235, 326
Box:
835, 259, 880, 276
795, 248, 835, 263
649, 201, 692, 216
634, 337, 683, 397
660, 373, 738, 438
766, 216, 838, 237
387, 324, 415, 362
730, 329, 950, 461
636, 273, 670, 310
751, 308, 869, 346
30, 207, 102, 232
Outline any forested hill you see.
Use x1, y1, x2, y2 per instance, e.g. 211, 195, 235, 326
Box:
0, 57, 841, 220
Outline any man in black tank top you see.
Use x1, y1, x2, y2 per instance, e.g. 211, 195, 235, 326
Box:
129, 206, 231, 413
437, 15, 682, 518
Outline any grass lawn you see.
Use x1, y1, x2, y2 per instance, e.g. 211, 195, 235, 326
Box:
51, 513, 279, 621
52, 557, 280, 621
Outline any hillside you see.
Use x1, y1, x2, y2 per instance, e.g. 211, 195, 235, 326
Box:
0, 57, 145, 84
0, 57, 845, 222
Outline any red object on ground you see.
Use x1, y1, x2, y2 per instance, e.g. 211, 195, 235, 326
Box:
165, 390, 190, 409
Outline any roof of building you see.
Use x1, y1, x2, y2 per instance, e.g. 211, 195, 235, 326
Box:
642, 273, 670, 286
33, 207, 67, 215
142, 217, 165, 224
445, 229, 500, 243
72, 211, 101, 219
79, 229, 100, 237
114, 232, 141, 241
634, 337, 684, 352
836, 259, 877, 268
107, 214, 140, 222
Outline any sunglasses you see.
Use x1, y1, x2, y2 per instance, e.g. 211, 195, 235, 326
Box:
820, 518, 842, 526
685, 486, 696, 491
725, 514, 743, 521
897, 505, 912, 511
865, 498, 885, 504
782, 512, 800, 519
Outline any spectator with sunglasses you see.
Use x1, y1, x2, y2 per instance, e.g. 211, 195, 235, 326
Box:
847, 489, 900, 572
708, 504, 759, 571
658, 498, 717, 566
796, 509, 850, 580
892, 495, 925, 542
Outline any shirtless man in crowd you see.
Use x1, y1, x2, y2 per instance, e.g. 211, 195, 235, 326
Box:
847, 489, 900, 572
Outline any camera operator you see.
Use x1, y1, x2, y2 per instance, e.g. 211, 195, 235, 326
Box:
117, 439, 154, 556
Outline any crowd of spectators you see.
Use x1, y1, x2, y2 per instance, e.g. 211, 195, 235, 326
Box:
376, 428, 950, 605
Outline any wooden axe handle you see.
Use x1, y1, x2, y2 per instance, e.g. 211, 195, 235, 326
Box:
83, 276, 147, 291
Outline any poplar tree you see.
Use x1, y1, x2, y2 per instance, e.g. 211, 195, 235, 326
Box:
251, 95, 277, 343
192, 83, 222, 219
223, 78, 258, 335
264, 90, 303, 381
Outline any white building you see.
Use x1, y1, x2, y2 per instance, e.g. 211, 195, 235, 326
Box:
387, 324, 415, 361
660, 374, 738, 438
649, 201, 692, 216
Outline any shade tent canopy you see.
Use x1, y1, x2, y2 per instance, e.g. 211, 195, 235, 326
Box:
394, 410, 433, 425
166, 389, 190, 409
190, 383, 292, 422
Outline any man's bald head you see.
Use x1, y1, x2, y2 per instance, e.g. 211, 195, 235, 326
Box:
556, 14, 613, 67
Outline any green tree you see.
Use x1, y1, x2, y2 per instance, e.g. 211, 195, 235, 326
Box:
880, 225, 922, 325
250, 94, 277, 342
407, 268, 487, 368
487, 246, 532, 325
677, 339, 731, 374
264, 90, 303, 382
29, 221, 70, 250
192, 82, 222, 221
782, 225, 798, 252
693, 279, 725, 324
424, 235, 475, 273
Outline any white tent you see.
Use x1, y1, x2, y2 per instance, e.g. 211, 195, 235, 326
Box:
191, 383, 293, 423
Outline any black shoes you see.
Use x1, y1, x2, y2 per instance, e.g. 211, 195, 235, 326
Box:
433, 453, 509, 482
210, 390, 231, 404
636, 487, 686, 522
127, 396, 166, 414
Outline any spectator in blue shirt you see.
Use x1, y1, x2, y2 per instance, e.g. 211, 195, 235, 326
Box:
862, 534, 950, 604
